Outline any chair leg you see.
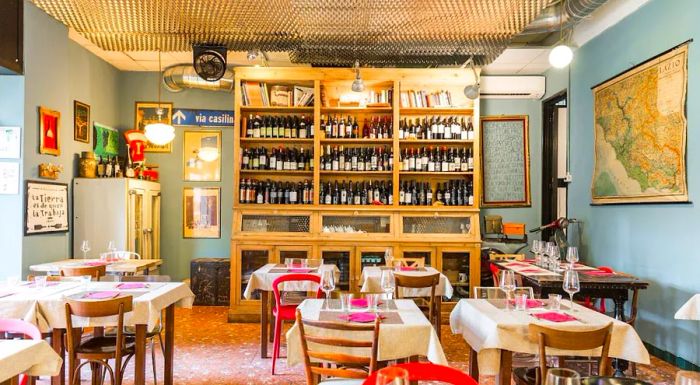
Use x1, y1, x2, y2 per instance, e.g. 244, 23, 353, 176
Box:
630, 362, 637, 377
157, 331, 165, 354
151, 338, 158, 385
271, 316, 283, 375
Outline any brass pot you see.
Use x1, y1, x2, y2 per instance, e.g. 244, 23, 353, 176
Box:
79, 151, 97, 178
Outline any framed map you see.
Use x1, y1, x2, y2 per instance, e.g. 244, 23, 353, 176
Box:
592, 43, 689, 204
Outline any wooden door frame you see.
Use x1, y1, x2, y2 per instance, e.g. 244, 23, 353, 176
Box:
541, 90, 567, 241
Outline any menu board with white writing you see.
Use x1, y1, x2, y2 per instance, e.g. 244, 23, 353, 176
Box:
24, 181, 69, 235
480, 116, 531, 207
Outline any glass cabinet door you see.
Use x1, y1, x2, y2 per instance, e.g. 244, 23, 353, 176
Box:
240, 248, 271, 300
320, 248, 352, 292
400, 248, 434, 267
128, 189, 145, 256
149, 191, 161, 260
276, 246, 312, 264
440, 250, 471, 300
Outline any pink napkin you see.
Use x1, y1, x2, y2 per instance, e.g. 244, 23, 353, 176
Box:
338, 312, 384, 323
532, 312, 577, 322
519, 268, 543, 273
399, 266, 417, 271
507, 262, 530, 267
584, 270, 614, 276
27, 282, 59, 288
287, 268, 314, 273
83, 291, 120, 299
509, 299, 545, 309
84, 261, 108, 266
116, 282, 147, 289
350, 298, 383, 308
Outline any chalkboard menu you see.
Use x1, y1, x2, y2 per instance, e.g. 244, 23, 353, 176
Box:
24, 181, 69, 235
480, 116, 531, 207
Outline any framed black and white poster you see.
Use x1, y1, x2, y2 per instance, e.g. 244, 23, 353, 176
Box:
24, 180, 69, 235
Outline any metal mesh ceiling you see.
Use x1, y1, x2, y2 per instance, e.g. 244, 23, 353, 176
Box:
31, 0, 552, 66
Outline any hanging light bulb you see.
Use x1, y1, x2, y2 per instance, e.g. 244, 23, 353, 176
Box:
197, 147, 220, 162
351, 60, 365, 92
144, 51, 175, 146
462, 57, 480, 100
549, 44, 574, 68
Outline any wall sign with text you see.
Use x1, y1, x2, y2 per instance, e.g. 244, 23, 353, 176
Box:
24, 181, 69, 235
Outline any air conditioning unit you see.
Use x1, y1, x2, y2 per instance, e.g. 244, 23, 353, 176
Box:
479, 76, 546, 99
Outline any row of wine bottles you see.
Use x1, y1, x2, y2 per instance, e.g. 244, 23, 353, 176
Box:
244, 114, 314, 139
321, 145, 393, 172
399, 147, 474, 172
398, 116, 474, 140
321, 115, 392, 139
320, 180, 393, 206
241, 147, 313, 171
239, 179, 314, 205
399, 180, 474, 206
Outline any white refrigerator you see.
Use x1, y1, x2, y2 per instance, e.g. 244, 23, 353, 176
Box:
73, 178, 161, 260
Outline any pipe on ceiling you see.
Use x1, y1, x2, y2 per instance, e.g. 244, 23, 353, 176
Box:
162, 64, 234, 93
518, 0, 608, 35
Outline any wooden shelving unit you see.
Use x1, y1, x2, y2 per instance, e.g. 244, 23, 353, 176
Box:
230, 67, 482, 322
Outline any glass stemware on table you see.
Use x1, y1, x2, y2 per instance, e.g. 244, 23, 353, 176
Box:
563, 269, 581, 313
320, 269, 335, 310
566, 246, 579, 269
532, 240, 544, 266
499, 270, 517, 311
80, 240, 91, 259
545, 368, 581, 385
380, 269, 396, 311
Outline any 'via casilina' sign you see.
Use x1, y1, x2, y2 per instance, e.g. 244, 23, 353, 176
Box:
171, 108, 234, 127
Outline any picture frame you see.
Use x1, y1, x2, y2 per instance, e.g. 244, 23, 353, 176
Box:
0, 162, 20, 195
0, 126, 21, 159
73, 100, 90, 143
480, 115, 531, 207
39, 107, 61, 156
183, 187, 221, 239
93, 122, 120, 157
24, 180, 69, 235
183, 130, 222, 182
135, 101, 173, 153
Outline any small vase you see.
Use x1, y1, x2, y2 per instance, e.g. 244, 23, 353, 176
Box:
79, 151, 97, 178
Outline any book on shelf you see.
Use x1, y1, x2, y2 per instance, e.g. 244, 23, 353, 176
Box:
400, 89, 454, 108
293, 86, 315, 107
241, 82, 313, 107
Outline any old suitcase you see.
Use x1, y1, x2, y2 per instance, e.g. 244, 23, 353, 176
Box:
190, 258, 231, 306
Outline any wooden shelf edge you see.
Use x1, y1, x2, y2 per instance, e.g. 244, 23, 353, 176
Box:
240, 138, 315, 143
320, 138, 394, 144
240, 106, 314, 112
399, 107, 474, 114
399, 171, 474, 176
399, 139, 474, 145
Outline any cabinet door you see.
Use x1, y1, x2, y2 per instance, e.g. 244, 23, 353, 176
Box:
354, 246, 394, 293
319, 247, 353, 292
237, 245, 273, 303
146, 190, 161, 260
398, 247, 435, 267
274, 245, 313, 264
127, 188, 145, 256
437, 246, 479, 301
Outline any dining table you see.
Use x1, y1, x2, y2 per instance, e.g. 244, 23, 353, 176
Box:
242, 263, 340, 358
360, 265, 454, 299
449, 298, 650, 385
0, 339, 62, 384
29, 258, 163, 276
0, 280, 194, 385
286, 298, 447, 366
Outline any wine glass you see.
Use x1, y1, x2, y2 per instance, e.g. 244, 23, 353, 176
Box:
380, 270, 395, 310
499, 270, 516, 310
107, 240, 117, 253
566, 246, 579, 268
545, 368, 581, 385
563, 269, 580, 313
375, 366, 409, 385
320, 270, 335, 310
548, 243, 561, 270
676, 371, 700, 385
80, 240, 91, 259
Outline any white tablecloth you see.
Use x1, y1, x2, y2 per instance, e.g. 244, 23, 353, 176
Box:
286, 299, 447, 366
243, 264, 340, 299
0, 282, 82, 332
675, 294, 700, 320
449, 299, 650, 375
0, 340, 62, 381
360, 266, 454, 298
29, 258, 163, 274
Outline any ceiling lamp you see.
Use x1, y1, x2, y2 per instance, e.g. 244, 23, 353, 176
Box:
247, 50, 258, 61
351, 60, 365, 92
463, 57, 480, 100
549, 0, 574, 69
144, 51, 175, 146
197, 147, 220, 162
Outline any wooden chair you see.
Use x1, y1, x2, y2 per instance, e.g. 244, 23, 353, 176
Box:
394, 273, 441, 339
65, 295, 136, 385
296, 309, 380, 385
514, 323, 613, 385
60, 265, 107, 280
386, 257, 425, 268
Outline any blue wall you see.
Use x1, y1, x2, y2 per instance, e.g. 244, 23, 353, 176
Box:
568, 0, 700, 366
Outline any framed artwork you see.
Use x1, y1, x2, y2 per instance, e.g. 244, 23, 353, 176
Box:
93, 122, 119, 157
135, 101, 173, 153
0, 162, 20, 195
73, 100, 90, 143
183, 130, 222, 181
39, 107, 60, 156
24, 180, 69, 235
183, 187, 221, 239
480, 115, 531, 207
0, 126, 21, 159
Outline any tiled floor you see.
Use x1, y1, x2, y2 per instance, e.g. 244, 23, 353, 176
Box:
56, 306, 679, 384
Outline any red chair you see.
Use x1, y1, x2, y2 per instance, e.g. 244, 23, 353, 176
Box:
362, 362, 479, 385
0, 319, 43, 385
490, 263, 501, 286
271, 273, 322, 375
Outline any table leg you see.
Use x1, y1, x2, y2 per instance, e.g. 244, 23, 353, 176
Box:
468, 346, 479, 380
496, 350, 512, 385
164, 304, 175, 385
435, 297, 442, 340
612, 297, 629, 376
51, 328, 65, 385
135, 324, 147, 385
260, 291, 269, 359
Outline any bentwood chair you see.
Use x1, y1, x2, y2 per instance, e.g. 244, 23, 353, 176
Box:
296, 309, 380, 385
271, 274, 322, 375
513, 323, 613, 385
60, 265, 107, 280
0, 319, 43, 385
394, 273, 441, 339
361, 362, 478, 385
65, 296, 136, 385
386, 257, 425, 268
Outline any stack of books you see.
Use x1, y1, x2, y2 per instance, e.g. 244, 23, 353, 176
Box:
399, 89, 453, 108
241, 82, 314, 107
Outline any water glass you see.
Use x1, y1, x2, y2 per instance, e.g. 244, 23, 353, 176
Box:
566, 246, 579, 268
545, 368, 581, 385
34, 275, 48, 288
375, 366, 409, 385
563, 269, 581, 313
380, 270, 395, 309
80, 274, 92, 289
675, 371, 700, 385
366, 294, 380, 312
107, 240, 117, 253
320, 270, 335, 309
285, 258, 306, 268
514, 293, 528, 311
392, 260, 402, 272
340, 293, 353, 315
548, 294, 562, 311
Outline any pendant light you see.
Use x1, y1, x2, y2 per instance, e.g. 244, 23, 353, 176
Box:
549, 0, 574, 69
144, 51, 175, 146
351, 60, 365, 92
463, 57, 480, 100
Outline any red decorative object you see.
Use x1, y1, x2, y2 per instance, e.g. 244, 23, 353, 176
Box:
363, 362, 478, 385
39, 107, 61, 156
124, 129, 147, 165
0, 318, 43, 385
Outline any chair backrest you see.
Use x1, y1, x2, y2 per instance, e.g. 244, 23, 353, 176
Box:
118, 274, 171, 282
394, 273, 439, 322
473, 286, 534, 299
100, 251, 141, 260
296, 310, 380, 384
361, 362, 479, 385
387, 257, 425, 268
490, 263, 501, 286
28, 274, 74, 282
60, 265, 107, 279
272, 274, 322, 309
489, 253, 525, 261
529, 323, 613, 384
0, 318, 42, 340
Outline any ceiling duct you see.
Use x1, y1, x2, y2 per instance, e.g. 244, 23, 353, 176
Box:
162, 65, 234, 93
518, 0, 608, 35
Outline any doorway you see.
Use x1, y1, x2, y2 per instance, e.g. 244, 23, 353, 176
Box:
541, 91, 568, 241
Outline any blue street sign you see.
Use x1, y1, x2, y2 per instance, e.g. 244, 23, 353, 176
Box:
171, 108, 235, 127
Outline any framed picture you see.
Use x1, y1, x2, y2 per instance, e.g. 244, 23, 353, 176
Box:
24, 180, 69, 235
183, 130, 222, 181
73, 101, 90, 143
39, 107, 60, 156
183, 187, 221, 239
0, 162, 19, 195
93, 122, 119, 157
0, 126, 21, 159
135, 101, 173, 153
480, 115, 531, 207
